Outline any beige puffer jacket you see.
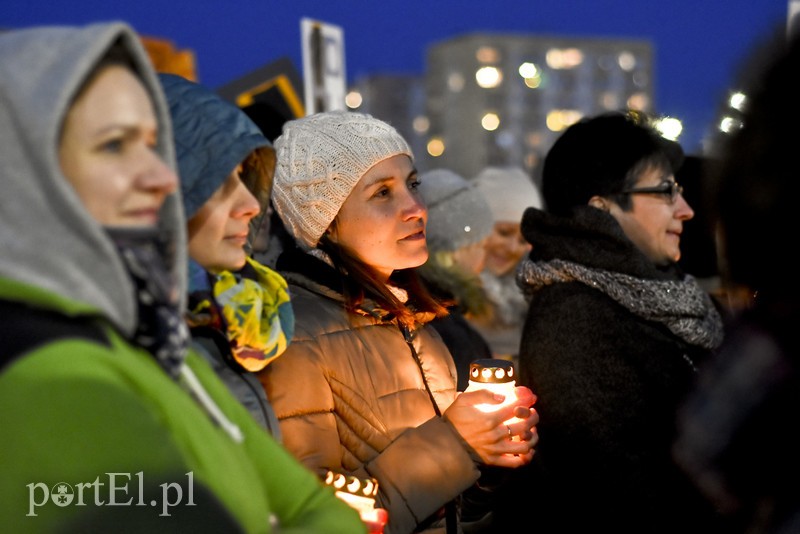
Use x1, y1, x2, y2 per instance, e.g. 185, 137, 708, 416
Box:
259, 253, 480, 533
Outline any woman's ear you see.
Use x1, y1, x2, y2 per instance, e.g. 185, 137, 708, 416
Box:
588, 196, 609, 212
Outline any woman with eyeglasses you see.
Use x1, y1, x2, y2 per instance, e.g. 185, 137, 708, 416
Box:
491, 111, 726, 533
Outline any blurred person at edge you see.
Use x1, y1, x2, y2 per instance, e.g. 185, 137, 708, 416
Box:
0, 22, 363, 533
492, 111, 726, 533
674, 29, 800, 534
259, 111, 539, 534
470, 166, 543, 362
416, 168, 494, 392
159, 73, 293, 437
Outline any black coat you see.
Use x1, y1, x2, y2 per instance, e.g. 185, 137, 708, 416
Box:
430, 310, 492, 392
675, 296, 800, 533
418, 260, 494, 392
493, 206, 723, 533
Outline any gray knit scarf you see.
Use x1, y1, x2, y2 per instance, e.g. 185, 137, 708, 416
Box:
517, 258, 724, 350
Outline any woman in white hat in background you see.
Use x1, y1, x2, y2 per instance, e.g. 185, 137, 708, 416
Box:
469, 167, 544, 363
259, 111, 539, 534
416, 168, 495, 392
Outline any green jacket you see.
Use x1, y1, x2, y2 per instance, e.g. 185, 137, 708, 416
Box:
0, 280, 363, 533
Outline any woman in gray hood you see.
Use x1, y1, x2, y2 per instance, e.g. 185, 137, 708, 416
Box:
0, 21, 363, 533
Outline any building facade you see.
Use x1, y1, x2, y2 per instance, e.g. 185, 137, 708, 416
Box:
350, 32, 654, 183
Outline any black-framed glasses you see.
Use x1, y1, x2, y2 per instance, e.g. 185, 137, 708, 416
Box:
620, 181, 683, 203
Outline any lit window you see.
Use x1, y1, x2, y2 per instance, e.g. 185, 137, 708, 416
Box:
476, 66, 502, 88
481, 112, 500, 131
546, 48, 584, 69
427, 137, 445, 157
345, 91, 362, 109
618, 52, 636, 71
600, 91, 619, 110
524, 73, 542, 88
627, 92, 649, 111
526, 131, 544, 147
476, 46, 499, 63
448, 72, 465, 92
719, 116, 743, 133
546, 109, 582, 131
518, 62, 538, 78
654, 117, 683, 141
413, 116, 430, 133
729, 92, 747, 111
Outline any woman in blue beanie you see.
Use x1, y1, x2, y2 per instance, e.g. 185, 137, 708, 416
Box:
159, 73, 294, 437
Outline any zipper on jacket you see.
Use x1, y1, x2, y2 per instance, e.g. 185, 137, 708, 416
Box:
401, 325, 442, 417
401, 324, 459, 534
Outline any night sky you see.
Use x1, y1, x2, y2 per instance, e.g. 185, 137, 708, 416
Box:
1, 0, 791, 153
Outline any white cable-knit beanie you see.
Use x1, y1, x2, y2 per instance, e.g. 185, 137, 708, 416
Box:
272, 110, 413, 250
472, 166, 543, 224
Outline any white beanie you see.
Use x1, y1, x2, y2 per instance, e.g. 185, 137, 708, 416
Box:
272, 110, 413, 250
472, 166, 543, 224
418, 169, 493, 252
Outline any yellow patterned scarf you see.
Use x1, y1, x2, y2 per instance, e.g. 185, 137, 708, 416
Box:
188, 257, 293, 372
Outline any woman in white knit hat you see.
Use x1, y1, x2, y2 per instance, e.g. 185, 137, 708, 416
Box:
258, 110, 539, 534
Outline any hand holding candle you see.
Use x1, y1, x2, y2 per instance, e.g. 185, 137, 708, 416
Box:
445, 359, 539, 467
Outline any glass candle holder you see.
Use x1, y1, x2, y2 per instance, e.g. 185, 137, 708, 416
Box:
324, 471, 388, 533
465, 358, 517, 412
465, 358, 523, 436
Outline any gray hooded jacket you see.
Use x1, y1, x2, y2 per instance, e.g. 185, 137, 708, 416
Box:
0, 21, 186, 332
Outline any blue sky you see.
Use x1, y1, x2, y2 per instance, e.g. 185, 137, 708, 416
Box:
1, 0, 791, 153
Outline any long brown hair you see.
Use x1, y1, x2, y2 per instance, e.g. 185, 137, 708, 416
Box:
318, 232, 448, 329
